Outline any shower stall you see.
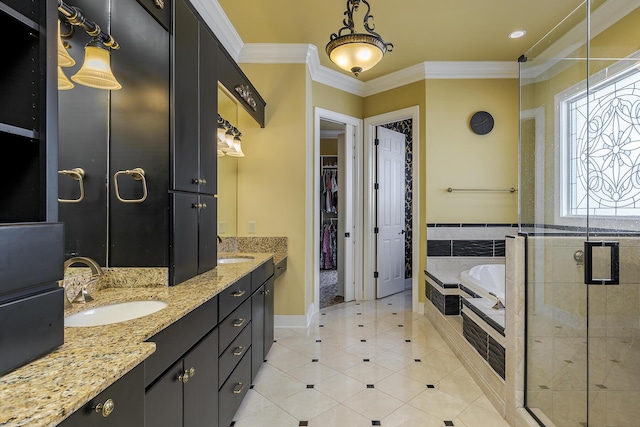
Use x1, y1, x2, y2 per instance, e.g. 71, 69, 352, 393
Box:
519, 1, 640, 426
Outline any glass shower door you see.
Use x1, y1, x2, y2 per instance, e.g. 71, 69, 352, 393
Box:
520, 1, 640, 426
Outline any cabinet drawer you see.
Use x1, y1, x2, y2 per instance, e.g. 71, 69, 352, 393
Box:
145, 296, 218, 387
0, 288, 63, 376
218, 298, 251, 356
219, 323, 251, 388
219, 350, 252, 427
59, 364, 144, 427
251, 260, 274, 293
0, 223, 63, 300
218, 274, 251, 322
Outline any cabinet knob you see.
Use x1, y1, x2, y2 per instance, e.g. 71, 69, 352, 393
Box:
94, 399, 115, 417
191, 203, 200, 209
188, 367, 196, 378
201, 203, 207, 209
178, 370, 190, 383
192, 178, 207, 185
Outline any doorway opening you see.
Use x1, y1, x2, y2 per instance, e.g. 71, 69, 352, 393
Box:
313, 108, 363, 314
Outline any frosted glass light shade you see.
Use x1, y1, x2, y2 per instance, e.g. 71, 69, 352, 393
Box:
57, 20, 75, 67
58, 66, 74, 90
71, 42, 122, 90
326, 34, 386, 77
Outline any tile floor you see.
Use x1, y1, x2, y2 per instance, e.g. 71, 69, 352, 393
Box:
231, 291, 510, 427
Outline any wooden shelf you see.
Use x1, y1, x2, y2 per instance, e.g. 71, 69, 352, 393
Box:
0, 123, 38, 139
0, 3, 39, 31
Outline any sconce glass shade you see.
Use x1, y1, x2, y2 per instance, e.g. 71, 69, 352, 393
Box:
326, 34, 386, 77
217, 148, 225, 157
223, 129, 235, 151
57, 20, 75, 67
71, 41, 122, 90
58, 66, 74, 90
226, 134, 245, 157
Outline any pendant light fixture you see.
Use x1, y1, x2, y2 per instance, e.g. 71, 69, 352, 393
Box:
225, 131, 245, 157
57, 19, 75, 68
71, 39, 122, 90
326, 0, 393, 77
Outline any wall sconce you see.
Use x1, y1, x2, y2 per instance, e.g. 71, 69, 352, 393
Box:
217, 114, 245, 158
57, 0, 122, 91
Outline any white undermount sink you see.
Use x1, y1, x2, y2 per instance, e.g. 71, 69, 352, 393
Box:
217, 256, 254, 264
64, 300, 168, 327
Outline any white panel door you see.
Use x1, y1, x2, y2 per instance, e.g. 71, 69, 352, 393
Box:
338, 129, 355, 302
376, 126, 406, 298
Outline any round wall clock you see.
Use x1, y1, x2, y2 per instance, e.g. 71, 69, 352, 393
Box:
470, 111, 494, 135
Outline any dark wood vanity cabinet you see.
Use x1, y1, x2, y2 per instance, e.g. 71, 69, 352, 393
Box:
145, 328, 219, 427
251, 265, 275, 381
58, 364, 145, 427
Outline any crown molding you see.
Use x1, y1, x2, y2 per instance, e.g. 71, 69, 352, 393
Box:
188, 0, 243, 60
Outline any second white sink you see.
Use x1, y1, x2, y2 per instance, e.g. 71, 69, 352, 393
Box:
65, 300, 168, 327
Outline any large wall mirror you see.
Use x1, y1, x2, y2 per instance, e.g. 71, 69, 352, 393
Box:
217, 84, 238, 239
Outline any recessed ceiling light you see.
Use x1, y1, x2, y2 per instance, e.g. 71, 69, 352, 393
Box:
508, 30, 527, 39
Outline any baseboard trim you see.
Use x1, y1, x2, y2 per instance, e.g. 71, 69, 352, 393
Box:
274, 303, 315, 329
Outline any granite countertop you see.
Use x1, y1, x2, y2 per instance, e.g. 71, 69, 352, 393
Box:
0, 253, 273, 427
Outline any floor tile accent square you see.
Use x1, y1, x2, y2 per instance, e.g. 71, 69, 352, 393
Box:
319, 325, 324, 327
230, 422, 235, 426
307, 385, 314, 388
316, 340, 322, 343
405, 340, 411, 342
359, 325, 364, 327
367, 384, 374, 388
312, 359, 319, 362
427, 384, 435, 389
414, 359, 421, 362
361, 340, 367, 342
250, 385, 254, 389
372, 421, 381, 426
363, 359, 370, 362
444, 421, 454, 426
299, 422, 308, 426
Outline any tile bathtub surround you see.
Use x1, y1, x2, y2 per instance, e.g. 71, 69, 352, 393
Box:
230, 291, 510, 427
0, 253, 274, 427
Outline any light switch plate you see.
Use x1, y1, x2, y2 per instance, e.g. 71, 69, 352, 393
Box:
248, 221, 256, 234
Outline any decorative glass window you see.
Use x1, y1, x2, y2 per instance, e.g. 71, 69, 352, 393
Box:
564, 67, 640, 217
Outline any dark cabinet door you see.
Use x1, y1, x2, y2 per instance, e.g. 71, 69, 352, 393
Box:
198, 195, 217, 274
171, 192, 198, 285
198, 25, 218, 196
144, 361, 184, 427
184, 328, 219, 427
60, 364, 144, 427
264, 277, 275, 358
110, 0, 170, 267
172, 0, 199, 193
251, 286, 265, 382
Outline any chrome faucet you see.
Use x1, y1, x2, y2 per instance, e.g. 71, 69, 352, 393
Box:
62, 257, 104, 304
488, 292, 505, 310
217, 235, 223, 243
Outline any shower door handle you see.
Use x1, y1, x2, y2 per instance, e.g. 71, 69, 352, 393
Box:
584, 241, 619, 285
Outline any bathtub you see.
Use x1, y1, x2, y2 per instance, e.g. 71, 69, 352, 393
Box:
459, 264, 506, 306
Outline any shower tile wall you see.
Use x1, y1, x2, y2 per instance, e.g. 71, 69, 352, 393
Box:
524, 234, 640, 427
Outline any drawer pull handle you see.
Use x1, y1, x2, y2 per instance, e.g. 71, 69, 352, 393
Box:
94, 398, 115, 417
233, 346, 245, 356
233, 318, 246, 328
233, 382, 245, 394
231, 290, 246, 298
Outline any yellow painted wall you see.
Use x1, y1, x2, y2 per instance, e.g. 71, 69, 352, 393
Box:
425, 79, 519, 223
312, 81, 363, 118
235, 63, 309, 316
